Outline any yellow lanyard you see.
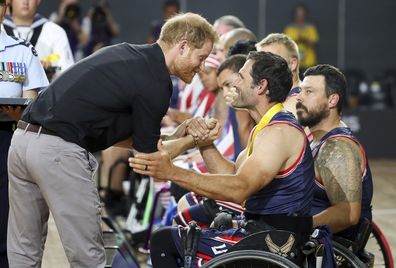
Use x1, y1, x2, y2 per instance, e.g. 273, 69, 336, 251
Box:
247, 103, 284, 156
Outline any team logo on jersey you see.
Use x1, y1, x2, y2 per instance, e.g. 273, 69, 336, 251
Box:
211, 243, 228, 255
265, 234, 295, 257
0, 62, 27, 83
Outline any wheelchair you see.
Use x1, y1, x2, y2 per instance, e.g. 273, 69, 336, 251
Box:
200, 219, 379, 268
198, 230, 365, 268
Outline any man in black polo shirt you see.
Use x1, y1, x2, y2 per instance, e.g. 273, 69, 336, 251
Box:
7, 12, 217, 267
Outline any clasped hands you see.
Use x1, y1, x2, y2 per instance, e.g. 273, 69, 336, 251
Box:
128, 117, 221, 180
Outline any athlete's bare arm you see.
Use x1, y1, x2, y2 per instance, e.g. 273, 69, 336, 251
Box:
313, 138, 363, 233
130, 124, 304, 204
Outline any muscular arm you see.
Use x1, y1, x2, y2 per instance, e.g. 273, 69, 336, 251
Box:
313, 138, 363, 233
131, 125, 294, 204
198, 143, 236, 174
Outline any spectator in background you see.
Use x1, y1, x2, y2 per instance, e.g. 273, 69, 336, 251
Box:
213, 15, 245, 36
215, 28, 257, 62
55, 1, 88, 61
228, 39, 256, 57
83, 0, 119, 56
284, 4, 319, 71
2, 0, 74, 80
147, 0, 180, 44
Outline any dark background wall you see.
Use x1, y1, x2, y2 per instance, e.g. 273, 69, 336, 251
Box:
37, 0, 396, 158
38, 0, 396, 79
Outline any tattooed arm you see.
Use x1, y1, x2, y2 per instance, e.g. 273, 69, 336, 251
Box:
313, 137, 363, 233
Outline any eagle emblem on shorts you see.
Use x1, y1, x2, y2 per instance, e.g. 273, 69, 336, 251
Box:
265, 234, 295, 257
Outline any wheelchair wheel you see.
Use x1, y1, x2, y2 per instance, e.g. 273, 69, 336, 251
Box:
333, 241, 366, 268
365, 222, 394, 268
201, 250, 299, 268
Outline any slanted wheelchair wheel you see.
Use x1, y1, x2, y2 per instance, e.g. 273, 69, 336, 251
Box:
333, 241, 366, 268
365, 222, 394, 268
201, 250, 299, 268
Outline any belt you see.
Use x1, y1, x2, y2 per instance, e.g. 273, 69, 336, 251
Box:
17, 120, 57, 136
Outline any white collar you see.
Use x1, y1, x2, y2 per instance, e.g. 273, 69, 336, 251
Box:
0, 30, 20, 52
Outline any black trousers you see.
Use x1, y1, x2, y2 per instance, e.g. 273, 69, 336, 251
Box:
0, 130, 12, 268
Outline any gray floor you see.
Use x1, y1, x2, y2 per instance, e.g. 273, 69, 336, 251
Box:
41, 158, 396, 267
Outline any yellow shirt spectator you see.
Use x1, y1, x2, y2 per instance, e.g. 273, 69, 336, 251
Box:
284, 23, 319, 69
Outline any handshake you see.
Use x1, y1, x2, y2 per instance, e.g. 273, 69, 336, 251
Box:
129, 117, 222, 180
180, 117, 222, 148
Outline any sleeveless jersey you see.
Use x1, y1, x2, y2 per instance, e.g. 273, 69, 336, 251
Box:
245, 111, 315, 216
287, 86, 300, 99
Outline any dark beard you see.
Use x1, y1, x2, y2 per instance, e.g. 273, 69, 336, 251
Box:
296, 102, 329, 128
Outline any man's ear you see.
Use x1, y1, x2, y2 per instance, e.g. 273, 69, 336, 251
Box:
257, 79, 269, 95
289, 57, 299, 73
328, 93, 340, 109
178, 40, 188, 55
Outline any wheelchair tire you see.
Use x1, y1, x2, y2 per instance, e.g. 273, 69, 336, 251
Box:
333, 241, 366, 268
366, 221, 394, 268
201, 250, 299, 268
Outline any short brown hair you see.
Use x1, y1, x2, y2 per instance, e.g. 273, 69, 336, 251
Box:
256, 33, 299, 60
159, 12, 218, 49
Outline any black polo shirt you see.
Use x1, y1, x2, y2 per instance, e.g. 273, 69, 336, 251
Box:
22, 43, 172, 153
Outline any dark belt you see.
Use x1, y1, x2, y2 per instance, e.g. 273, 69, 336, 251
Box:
17, 120, 57, 136
244, 213, 313, 235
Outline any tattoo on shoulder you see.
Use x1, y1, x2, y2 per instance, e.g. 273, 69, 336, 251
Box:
316, 138, 363, 204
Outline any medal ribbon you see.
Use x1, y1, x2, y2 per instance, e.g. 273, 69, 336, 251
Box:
247, 103, 284, 156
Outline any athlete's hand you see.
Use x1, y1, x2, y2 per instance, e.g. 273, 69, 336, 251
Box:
197, 118, 222, 147
185, 117, 210, 140
223, 86, 239, 107
129, 140, 174, 181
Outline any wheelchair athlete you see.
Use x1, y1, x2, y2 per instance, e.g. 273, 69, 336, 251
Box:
173, 64, 375, 267
130, 52, 316, 268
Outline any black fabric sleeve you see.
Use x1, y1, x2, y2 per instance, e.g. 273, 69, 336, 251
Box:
131, 93, 163, 153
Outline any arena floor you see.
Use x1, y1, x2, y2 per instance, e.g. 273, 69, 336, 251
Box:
41, 158, 396, 267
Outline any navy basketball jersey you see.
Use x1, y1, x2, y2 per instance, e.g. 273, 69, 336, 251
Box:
287, 86, 300, 99
245, 111, 315, 216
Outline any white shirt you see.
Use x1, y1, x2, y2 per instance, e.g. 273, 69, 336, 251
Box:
2, 15, 74, 76
0, 31, 49, 120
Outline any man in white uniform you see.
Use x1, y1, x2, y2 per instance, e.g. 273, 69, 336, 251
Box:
2, 0, 74, 79
0, 1, 48, 266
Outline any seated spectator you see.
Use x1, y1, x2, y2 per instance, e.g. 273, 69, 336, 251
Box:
227, 39, 256, 57
215, 28, 257, 62
213, 15, 245, 36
